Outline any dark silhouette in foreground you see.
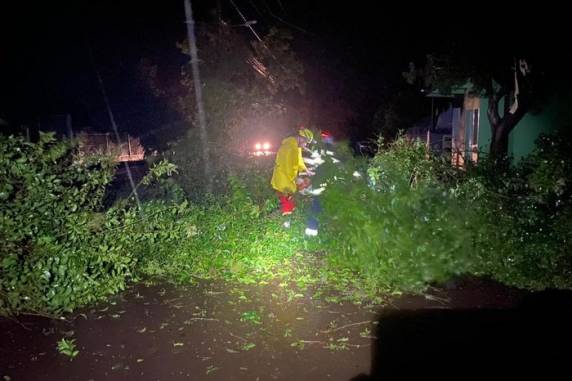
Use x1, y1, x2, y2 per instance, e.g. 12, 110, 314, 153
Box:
352, 290, 572, 379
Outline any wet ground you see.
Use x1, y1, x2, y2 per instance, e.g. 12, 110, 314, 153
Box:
2, 277, 571, 380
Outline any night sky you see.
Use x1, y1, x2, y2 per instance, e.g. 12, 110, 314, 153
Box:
1, 1, 568, 142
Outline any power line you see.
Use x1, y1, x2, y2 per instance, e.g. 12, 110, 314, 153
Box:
260, 0, 311, 35
229, 0, 262, 41
227, 0, 293, 78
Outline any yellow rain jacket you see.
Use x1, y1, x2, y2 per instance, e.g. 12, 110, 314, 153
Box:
271, 137, 308, 194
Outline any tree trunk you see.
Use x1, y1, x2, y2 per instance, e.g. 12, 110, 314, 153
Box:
489, 120, 510, 159
487, 64, 531, 162
487, 92, 529, 161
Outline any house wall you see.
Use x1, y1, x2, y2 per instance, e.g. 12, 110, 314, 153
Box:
478, 97, 559, 162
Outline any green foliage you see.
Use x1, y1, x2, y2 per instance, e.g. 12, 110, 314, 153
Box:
125, 159, 184, 204
155, 132, 277, 202
141, 159, 178, 186
403, 54, 473, 94
0, 135, 181, 315
241, 342, 256, 351
521, 133, 572, 207
251, 27, 305, 95
140, 22, 305, 198
321, 138, 474, 293
368, 135, 444, 191
463, 133, 572, 290
57, 338, 79, 359
320, 134, 572, 293
135, 176, 304, 284
3, 128, 570, 318
1, 133, 317, 315
0, 133, 131, 315
240, 310, 262, 325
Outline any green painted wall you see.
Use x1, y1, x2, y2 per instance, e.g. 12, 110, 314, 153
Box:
478, 97, 560, 162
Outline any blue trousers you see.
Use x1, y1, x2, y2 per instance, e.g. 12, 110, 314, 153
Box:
306, 196, 322, 231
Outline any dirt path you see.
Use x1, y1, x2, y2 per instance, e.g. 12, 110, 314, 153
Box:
1, 280, 376, 380
2, 277, 570, 380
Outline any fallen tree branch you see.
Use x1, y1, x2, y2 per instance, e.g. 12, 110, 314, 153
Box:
321, 320, 371, 334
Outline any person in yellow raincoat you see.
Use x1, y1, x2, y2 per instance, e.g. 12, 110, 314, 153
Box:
271, 128, 315, 215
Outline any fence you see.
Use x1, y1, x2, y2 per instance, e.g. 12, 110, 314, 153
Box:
78, 133, 144, 162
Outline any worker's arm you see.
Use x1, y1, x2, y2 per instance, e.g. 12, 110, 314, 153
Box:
297, 148, 311, 174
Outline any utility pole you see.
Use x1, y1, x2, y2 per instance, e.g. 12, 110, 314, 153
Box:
184, 0, 212, 194
66, 113, 73, 138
